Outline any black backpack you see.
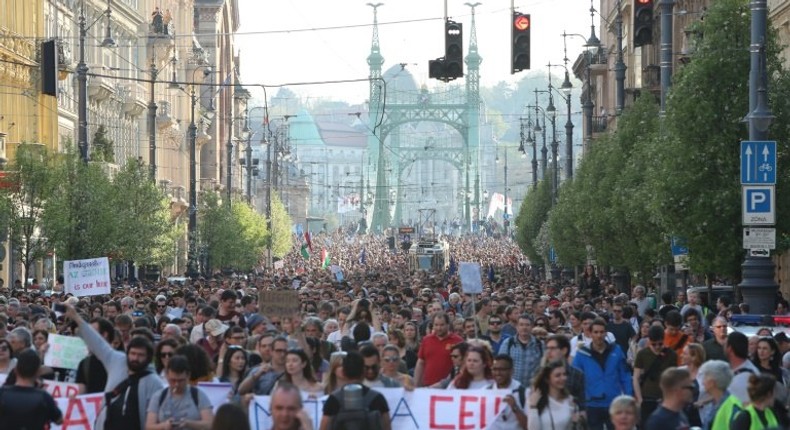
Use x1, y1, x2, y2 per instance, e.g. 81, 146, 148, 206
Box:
157, 386, 200, 408
330, 386, 383, 430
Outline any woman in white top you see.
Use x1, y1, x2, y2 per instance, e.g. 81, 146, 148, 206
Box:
448, 346, 494, 390
527, 360, 580, 430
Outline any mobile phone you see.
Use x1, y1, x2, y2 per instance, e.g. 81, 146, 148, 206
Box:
54, 304, 67, 313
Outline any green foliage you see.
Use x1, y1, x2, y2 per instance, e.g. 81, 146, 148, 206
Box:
514, 175, 552, 265
270, 193, 293, 258
0, 144, 56, 285
91, 125, 115, 163
546, 0, 790, 277
109, 160, 177, 266
42, 144, 118, 260
647, 0, 779, 276
199, 193, 270, 271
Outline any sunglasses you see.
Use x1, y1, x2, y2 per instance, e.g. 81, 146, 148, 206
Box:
489, 321, 502, 325
160, 352, 174, 358
383, 357, 399, 363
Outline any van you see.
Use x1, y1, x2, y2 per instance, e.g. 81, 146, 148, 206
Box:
686, 285, 735, 308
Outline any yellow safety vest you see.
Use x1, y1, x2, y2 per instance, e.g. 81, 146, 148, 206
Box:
711, 394, 743, 430
743, 404, 779, 430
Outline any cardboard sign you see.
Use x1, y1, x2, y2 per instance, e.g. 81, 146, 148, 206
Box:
459, 262, 483, 294
44, 334, 89, 370
64, 257, 111, 297
258, 290, 300, 318
52, 393, 103, 430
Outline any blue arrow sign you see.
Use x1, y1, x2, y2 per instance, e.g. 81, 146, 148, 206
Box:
670, 237, 689, 257
741, 141, 776, 184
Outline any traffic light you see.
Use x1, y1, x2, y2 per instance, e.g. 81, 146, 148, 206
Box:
444, 20, 463, 79
41, 40, 58, 96
429, 19, 463, 82
511, 12, 531, 74
633, 0, 654, 47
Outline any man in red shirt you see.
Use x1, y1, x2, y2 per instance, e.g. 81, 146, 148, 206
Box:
414, 312, 464, 386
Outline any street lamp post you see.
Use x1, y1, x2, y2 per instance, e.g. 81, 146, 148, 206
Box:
169, 65, 213, 277
550, 60, 575, 179
740, 0, 778, 314
148, 58, 157, 181
77, 1, 115, 164
263, 115, 295, 268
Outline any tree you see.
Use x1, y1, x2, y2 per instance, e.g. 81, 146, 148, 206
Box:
91, 125, 115, 163
42, 144, 118, 261
199, 193, 271, 272
648, 0, 790, 276
270, 193, 293, 258
514, 174, 552, 265
0, 145, 55, 287
110, 160, 178, 266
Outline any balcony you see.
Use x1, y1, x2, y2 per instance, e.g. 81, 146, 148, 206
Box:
121, 84, 147, 117
591, 115, 608, 134
156, 100, 177, 130
87, 66, 115, 102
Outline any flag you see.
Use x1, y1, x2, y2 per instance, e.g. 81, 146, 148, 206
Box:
321, 248, 330, 269
358, 248, 367, 265
304, 231, 312, 253
300, 244, 310, 260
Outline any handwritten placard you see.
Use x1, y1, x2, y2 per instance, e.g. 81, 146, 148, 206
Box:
64, 257, 111, 297
258, 290, 300, 318
42, 380, 81, 398
44, 334, 89, 369
459, 262, 483, 294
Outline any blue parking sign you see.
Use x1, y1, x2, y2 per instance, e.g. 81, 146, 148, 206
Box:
742, 185, 775, 225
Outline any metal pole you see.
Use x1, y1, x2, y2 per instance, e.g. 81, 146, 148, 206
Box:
503, 149, 508, 236
660, 0, 675, 113
614, 0, 626, 114
246, 135, 253, 203
266, 131, 273, 268
148, 60, 157, 181
187, 90, 198, 277
551, 109, 558, 201
740, 0, 777, 315
226, 121, 233, 206
530, 115, 538, 190
77, 10, 89, 164
583, 54, 594, 155
565, 93, 573, 179
541, 116, 548, 178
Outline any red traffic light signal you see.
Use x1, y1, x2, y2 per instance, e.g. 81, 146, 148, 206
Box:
511, 12, 531, 74
633, 0, 654, 47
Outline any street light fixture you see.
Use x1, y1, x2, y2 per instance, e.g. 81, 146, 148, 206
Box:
549, 62, 574, 181
168, 64, 213, 277
77, 0, 115, 164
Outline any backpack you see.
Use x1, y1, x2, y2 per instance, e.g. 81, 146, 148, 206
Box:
104, 370, 151, 430
330, 385, 383, 430
157, 386, 200, 408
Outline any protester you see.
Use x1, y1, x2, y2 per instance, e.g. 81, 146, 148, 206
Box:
643, 367, 693, 430
275, 348, 323, 395
0, 348, 63, 429
699, 359, 741, 430
268, 383, 314, 430
633, 325, 677, 424
731, 373, 789, 430
609, 395, 639, 430
448, 345, 494, 389
145, 355, 214, 430
527, 359, 580, 430
414, 312, 463, 387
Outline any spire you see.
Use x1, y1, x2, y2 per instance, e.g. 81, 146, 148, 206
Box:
466, 2, 481, 54
367, 3, 384, 67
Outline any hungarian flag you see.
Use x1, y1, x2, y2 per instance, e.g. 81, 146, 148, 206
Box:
300, 244, 310, 260
304, 231, 312, 252
321, 248, 330, 269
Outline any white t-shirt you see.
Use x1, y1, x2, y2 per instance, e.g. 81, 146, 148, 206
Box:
527, 395, 575, 430
488, 379, 524, 430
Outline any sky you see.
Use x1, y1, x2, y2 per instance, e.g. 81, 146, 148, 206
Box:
235, 0, 597, 106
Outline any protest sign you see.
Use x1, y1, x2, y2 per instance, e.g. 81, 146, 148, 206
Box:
64, 257, 111, 297
52, 393, 103, 430
197, 382, 233, 412
248, 388, 509, 430
459, 262, 483, 294
258, 290, 300, 318
42, 380, 81, 398
44, 334, 89, 369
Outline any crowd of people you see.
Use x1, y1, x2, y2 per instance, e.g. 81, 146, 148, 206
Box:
0, 231, 789, 430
